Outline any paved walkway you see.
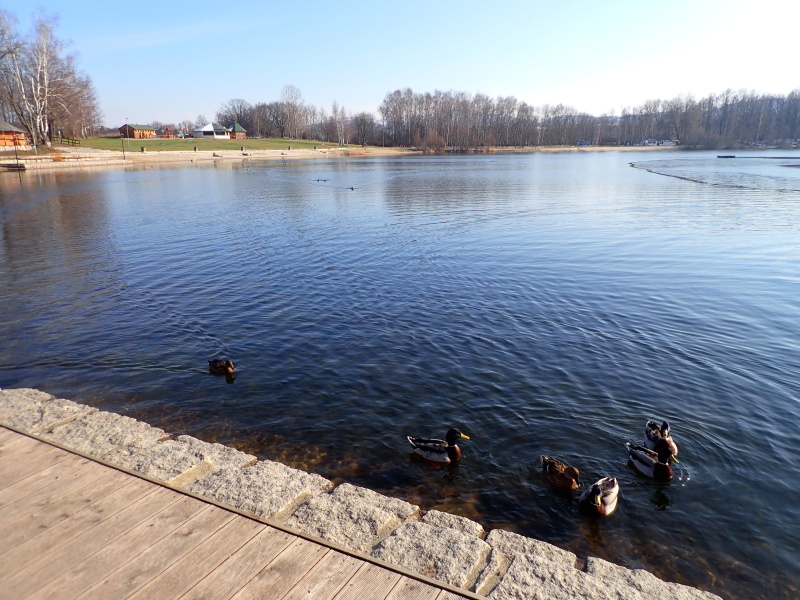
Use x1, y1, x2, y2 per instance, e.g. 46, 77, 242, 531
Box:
0, 426, 473, 600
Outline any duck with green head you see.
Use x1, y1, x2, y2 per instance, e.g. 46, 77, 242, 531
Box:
407, 428, 470, 463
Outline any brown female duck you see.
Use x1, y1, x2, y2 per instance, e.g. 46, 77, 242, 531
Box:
540, 455, 581, 491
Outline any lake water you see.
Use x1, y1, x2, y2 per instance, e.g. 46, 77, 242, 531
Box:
1, 150, 798, 600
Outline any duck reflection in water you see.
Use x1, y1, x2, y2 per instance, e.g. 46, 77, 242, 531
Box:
650, 488, 672, 511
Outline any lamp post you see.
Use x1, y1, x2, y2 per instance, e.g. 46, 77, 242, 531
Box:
121, 119, 126, 159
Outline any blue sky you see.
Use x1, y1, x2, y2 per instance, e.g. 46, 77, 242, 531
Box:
8, 0, 798, 127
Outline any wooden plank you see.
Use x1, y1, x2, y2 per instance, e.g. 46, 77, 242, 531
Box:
0, 446, 72, 489
0, 477, 153, 576
27, 495, 207, 600
126, 516, 264, 600
0, 454, 92, 506
0, 430, 42, 454
75, 504, 234, 600
332, 562, 402, 600
0, 434, 54, 462
3, 485, 176, 599
0, 460, 111, 529
180, 527, 295, 600
280, 550, 362, 600
0, 426, 17, 442
0, 468, 126, 557
230, 537, 330, 600
384, 577, 443, 600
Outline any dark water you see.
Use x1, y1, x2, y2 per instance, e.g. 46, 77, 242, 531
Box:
1, 150, 798, 600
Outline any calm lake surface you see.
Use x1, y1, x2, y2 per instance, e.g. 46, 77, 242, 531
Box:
1, 150, 798, 599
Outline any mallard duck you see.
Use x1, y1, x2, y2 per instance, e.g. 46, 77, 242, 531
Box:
645, 420, 679, 459
407, 428, 470, 463
626, 442, 673, 481
208, 359, 235, 375
579, 477, 620, 517
540, 456, 581, 491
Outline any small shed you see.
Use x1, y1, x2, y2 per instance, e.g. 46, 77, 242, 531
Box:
598, 136, 618, 146
0, 120, 29, 150
192, 123, 230, 139
119, 124, 157, 139
228, 122, 247, 139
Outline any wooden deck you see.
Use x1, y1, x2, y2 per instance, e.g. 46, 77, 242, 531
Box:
0, 427, 474, 600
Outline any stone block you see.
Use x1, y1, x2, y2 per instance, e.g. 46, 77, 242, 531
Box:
103, 434, 256, 487
585, 558, 722, 600
0, 388, 56, 419
372, 521, 491, 589
38, 410, 167, 458
473, 548, 512, 596
484, 531, 724, 600
2, 397, 97, 434
488, 553, 595, 600
189, 460, 333, 520
423, 510, 485, 538
284, 482, 419, 552
486, 529, 578, 566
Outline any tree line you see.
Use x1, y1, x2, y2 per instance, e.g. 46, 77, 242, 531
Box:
0, 10, 101, 150
188, 87, 800, 151
376, 88, 800, 150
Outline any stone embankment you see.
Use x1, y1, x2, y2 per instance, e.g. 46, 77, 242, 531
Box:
0, 388, 722, 600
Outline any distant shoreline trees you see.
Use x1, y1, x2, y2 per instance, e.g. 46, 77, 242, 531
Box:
0, 9, 101, 151
200, 86, 799, 151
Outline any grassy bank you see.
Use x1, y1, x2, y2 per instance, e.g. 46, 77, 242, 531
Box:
80, 137, 356, 152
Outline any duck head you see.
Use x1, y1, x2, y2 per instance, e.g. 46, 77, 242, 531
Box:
445, 428, 470, 446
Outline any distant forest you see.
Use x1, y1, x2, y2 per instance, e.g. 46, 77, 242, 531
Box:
211, 87, 800, 150
2, 10, 799, 150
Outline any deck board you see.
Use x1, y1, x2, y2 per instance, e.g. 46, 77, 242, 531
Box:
0, 454, 93, 506
126, 516, 264, 600
0, 468, 126, 554
0, 427, 475, 600
230, 537, 331, 600
0, 460, 110, 527
281, 550, 362, 600
334, 562, 403, 600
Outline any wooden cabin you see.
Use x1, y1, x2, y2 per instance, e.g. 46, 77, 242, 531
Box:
228, 122, 247, 139
0, 120, 29, 150
119, 124, 157, 139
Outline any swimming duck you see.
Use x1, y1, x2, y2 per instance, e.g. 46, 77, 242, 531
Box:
626, 442, 674, 481
208, 359, 235, 375
540, 456, 581, 491
579, 477, 620, 517
407, 428, 470, 463
645, 420, 679, 459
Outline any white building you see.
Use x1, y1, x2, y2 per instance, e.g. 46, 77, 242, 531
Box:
192, 123, 230, 139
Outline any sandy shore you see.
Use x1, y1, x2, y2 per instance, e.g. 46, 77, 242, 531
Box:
1, 143, 678, 171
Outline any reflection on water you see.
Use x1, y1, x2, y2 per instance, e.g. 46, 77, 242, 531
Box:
1, 150, 799, 600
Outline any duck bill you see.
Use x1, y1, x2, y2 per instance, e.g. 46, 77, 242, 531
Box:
460, 433, 470, 440
669, 455, 679, 463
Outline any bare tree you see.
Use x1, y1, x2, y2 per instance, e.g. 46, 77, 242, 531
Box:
215, 98, 252, 130
0, 11, 92, 149
178, 119, 194, 134
281, 85, 303, 139
352, 112, 375, 145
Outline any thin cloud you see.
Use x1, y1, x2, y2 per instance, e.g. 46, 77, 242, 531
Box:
88, 17, 274, 53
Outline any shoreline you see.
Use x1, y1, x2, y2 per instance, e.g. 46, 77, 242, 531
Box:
0, 387, 722, 600
1, 143, 679, 171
